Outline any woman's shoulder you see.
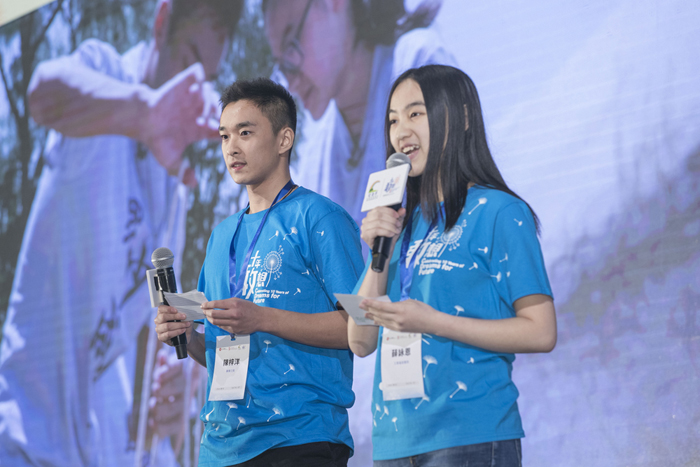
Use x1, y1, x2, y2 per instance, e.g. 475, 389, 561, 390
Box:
468, 186, 529, 213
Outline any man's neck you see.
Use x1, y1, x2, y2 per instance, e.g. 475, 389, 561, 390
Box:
335, 42, 374, 141
245, 169, 293, 214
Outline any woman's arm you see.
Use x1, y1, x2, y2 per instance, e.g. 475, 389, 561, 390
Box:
362, 293, 557, 354
347, 206, 406, 357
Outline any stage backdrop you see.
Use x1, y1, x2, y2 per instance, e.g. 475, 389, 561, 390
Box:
0, 1, 698, 466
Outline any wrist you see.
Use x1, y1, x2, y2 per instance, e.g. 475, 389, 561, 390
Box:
257, 306, 277, 335
132, 83, 155, 143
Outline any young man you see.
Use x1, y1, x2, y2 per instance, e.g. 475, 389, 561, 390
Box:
0, 1, 242, 465
154, 78, 364, 466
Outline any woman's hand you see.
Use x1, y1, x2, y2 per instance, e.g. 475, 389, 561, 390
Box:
360, 206, 406, 250
360, 298, 441, 334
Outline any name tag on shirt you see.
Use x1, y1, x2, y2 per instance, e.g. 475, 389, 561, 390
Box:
209, 334, 250, 401
380, 329, 425, 401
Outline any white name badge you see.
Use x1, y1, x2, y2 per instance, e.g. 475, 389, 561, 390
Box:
209, 334, 250, 401
361, 164, 411, 212
380, 329, 425, 401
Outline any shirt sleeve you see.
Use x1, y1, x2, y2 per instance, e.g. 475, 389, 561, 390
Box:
392, 28, 459, 81
490, 202, 553, 306
310, 209, 365, 302
69, 38, 125, 79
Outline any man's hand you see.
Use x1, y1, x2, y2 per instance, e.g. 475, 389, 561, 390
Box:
154, 305, 193, 345
142, 62, 220, 183
201, 298, 267, 335
360, 298, 440, 334
148, 349, 187, 438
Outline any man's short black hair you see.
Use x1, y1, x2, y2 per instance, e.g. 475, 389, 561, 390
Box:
220, 78, 297, 157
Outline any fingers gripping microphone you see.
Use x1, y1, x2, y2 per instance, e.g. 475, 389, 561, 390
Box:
151, 247, 187, 359
371, 152, 412, 272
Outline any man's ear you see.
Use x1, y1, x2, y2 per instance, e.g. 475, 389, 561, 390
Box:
464, 104, 469, 131
278, 127, 295, 157
153, 0, 171, 50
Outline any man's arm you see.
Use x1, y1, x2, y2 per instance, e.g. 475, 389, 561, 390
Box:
201, 300, 349, 349
28, 57, 152, 139
28, 55, 217, 176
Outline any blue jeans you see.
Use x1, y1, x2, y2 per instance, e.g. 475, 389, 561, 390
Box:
373, 439, 522, 467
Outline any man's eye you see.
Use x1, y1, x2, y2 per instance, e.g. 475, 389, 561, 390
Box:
220, 134, 228, 140
241, 131, 251, 136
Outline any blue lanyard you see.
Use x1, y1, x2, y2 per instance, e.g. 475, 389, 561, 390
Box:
228, 180, 296, 299
398, 210, 438, 301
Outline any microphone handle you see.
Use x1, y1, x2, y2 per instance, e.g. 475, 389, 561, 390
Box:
157, 266, 188, 359
371, 203, 402, 273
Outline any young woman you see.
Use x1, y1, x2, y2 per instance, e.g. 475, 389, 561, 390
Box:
348, 65, 557, 466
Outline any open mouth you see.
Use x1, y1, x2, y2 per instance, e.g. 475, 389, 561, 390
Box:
401, 144, 420, 158
230, 161, 246, 171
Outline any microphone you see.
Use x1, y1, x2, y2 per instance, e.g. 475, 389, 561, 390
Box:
151, 247, 187, 359
371, 152, 412, 272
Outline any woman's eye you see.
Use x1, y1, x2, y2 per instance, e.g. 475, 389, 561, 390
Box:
388, 119, 397, 125
410, 111, 421, 118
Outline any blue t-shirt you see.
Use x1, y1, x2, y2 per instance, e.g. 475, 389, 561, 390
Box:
355, 186, 553, 460
197, 187, 364, 466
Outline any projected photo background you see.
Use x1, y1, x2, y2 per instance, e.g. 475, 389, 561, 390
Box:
0, 0, 698, 466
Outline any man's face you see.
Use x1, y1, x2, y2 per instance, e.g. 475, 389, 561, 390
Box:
160, 12, 228, 82
264, 0, 351, 119
219, 100, 288, 187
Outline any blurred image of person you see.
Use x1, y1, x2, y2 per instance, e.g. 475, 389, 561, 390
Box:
0, 0, 242, 465
262, 0, 456, 225
348, 65, 557, 466
154, 78, 364, 466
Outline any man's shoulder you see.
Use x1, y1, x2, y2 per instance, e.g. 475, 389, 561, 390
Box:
284, 187, 356, 225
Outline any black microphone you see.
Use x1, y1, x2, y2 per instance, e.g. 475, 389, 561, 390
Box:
371, 152, 412, 272
151, 247, 187, 359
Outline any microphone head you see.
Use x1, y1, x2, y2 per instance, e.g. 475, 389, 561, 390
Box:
151, 247, 174, 269
386, 152, 411, 170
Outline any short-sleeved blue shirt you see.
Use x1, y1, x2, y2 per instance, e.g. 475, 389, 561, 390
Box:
355, 186, 553, 460
197, 187, 364, 466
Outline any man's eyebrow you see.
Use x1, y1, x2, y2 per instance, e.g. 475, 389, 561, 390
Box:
236, 121, 256, 130
219, 121, 257, 132
388, 101, 426, 113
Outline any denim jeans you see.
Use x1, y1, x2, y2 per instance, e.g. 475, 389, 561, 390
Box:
373, 439, 522, 467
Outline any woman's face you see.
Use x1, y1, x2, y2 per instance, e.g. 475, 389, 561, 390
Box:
264, 0, 354, 119
388, 79, 431, 177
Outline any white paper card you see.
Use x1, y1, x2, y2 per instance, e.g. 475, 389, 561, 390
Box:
380, 328, 425, 401
162, 290, 207, 321
360, 164, 410, 212
334, 293, 391, 326
209, 334, 250, 402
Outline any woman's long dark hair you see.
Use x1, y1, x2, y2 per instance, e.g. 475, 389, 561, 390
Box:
351, 0, 441, 46
385, 65, 540, 232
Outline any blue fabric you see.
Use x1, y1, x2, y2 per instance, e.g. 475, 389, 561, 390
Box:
354, 186, 552, 461
197, 187, 364, 467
